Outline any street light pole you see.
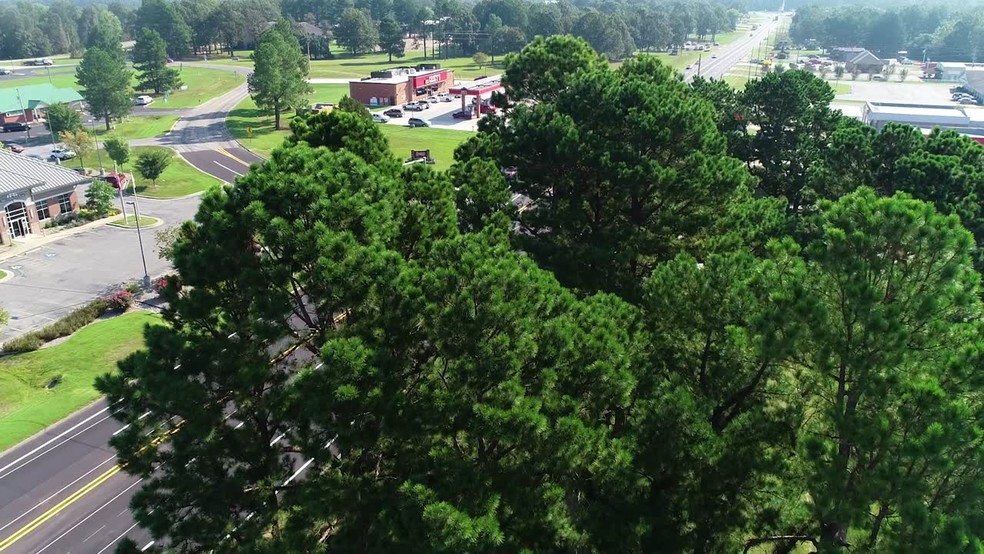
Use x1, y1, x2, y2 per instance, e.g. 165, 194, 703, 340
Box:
125, 199, 150, 288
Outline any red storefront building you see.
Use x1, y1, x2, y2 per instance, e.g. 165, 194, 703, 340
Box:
348, 65, 454, 107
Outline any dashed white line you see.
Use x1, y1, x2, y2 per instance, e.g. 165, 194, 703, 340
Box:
35, 478, 144, 553
213, 160, 243, 176
95, 522, 139, 554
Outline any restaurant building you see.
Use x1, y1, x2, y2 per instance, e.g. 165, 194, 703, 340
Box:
348, 64, 454, 107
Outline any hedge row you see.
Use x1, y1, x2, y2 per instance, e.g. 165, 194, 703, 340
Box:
2, 298, 112, 353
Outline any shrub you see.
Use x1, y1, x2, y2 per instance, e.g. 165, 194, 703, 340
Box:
2, 333, 44, 353
108, 290, 135, 311
125, 282, 140, 294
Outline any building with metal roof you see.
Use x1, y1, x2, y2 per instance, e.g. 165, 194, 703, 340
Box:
0, 84, 84, 125
0, 150, 87, 244
861, 102, 971, 130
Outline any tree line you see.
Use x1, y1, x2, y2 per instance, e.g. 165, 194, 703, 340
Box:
1, 0, 741, 63
791, 4, 984, 62
100, 35, 984, 554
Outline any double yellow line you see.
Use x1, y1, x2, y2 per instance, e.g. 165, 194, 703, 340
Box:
0, 465, 121, 551
0, 340, 312, 550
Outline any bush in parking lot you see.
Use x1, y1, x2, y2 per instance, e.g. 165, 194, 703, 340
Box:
108, 290, 135, 311
2, 333, 44, 353
2, 298, 113, 353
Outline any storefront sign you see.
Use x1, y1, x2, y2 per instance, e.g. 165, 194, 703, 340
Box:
413, 70, 450, 88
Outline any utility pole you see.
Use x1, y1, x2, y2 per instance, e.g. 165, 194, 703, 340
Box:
14, 89, 31, 139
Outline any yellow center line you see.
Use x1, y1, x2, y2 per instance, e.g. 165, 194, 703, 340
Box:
216, 148, 254, 167
0, 465, 122, 551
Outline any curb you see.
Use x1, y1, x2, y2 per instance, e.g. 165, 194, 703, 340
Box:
107, 216, 165, 230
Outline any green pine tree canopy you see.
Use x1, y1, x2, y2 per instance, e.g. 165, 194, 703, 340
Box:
99, 36, 984, 554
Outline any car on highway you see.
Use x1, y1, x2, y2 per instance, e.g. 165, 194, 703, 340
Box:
452, 110, 473, 119
372, 113, 390, 123
135, 95, 154, 106
49, 147, 77, 161
2, 121, 30, 132
383, 108, 404, 118
407, 117, 430, 128
3, 141, 24, 153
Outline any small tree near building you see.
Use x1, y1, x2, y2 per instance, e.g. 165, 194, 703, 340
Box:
135, 148, 172, 186
473, 51, 489, 68
44, 103, 82, 136
59, 130, 94, 170
85, 181, 117, 217
337, 95, 371, 119
899, 68, 908, 81
104, 135, 130, 166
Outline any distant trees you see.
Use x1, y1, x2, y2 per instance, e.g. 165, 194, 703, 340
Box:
377, 17, 405, 62
133, 28, 183, 94
75, 47, 133, 130
336, 8, 378, 54
248, 20, 311, 130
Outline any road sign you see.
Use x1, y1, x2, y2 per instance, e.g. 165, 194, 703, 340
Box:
246, 127, 254, 139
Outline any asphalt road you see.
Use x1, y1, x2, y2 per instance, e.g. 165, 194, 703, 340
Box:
180, 147, 261, 183
0, 401, 151, 554
683, 16, 784, 81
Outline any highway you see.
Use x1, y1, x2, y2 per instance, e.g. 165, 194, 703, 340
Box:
683, 15, 785, 81
0, 402, 151, 553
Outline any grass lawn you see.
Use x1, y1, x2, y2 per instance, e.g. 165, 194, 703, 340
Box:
93, 114, 179, 140
143, 66, 242, 109
227, 95, 473, 169
0, 66, 240, 109
309, 50, 503, 80
72, 146, 221, 198
0, 311, 161, 452
109, 215, 159, 228
379, 125, 473, 171
0, 269, 6, 279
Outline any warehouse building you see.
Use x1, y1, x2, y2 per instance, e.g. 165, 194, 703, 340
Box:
861, 102, 971, 130
0, 150, 87, 244
348, 65, 455, 107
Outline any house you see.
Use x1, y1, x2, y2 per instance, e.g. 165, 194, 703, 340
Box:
845, 50, 887, 74
830, 47, 866, 62
0, 84, 84, 125
0, 150, 88, 244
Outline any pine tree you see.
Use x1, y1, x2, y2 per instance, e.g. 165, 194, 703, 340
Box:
133, 28, 183, 95
75, 47, 133, 129
248, 19, 311, 130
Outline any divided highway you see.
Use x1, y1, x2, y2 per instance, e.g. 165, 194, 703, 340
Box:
683, 15, 783, 81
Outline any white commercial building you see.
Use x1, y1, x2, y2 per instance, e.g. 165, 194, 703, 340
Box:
861, 102, 970, 130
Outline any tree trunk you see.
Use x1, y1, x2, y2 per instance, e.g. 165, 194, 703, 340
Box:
274, 104, 281, 130
105, 116, 112, 131
388, 51, 392, 62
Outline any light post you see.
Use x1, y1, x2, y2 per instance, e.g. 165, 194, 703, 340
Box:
87, 117, 105, 174
125, 196, 151, 288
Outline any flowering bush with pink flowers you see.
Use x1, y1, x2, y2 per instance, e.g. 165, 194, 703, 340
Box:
108, 290, 135, 311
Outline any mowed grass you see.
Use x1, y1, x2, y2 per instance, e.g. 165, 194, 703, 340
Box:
0, 311, 161, 452
309, 44, 504, 80
142, 66, 242, 109
72, 146, 221, 198
227, 94, 474, 170
109, 215, 159, 228
94, 114, 179, 140
0, 66, 240, 109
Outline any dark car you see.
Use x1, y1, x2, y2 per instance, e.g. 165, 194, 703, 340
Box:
383, 108, 404, 118
2, 122, 30, 132
452, 110, 473, 119
3, 142, 24, 153
407, 117, 430, 128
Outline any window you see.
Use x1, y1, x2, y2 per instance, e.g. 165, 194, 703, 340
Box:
35, 198, 51, 220
56, 193, 72, 214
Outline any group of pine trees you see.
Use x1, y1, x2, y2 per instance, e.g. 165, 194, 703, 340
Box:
102, 36, 984, 553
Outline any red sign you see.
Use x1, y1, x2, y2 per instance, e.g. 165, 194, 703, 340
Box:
413, 70, 450, 88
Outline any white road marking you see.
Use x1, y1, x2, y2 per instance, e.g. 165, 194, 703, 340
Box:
0, 405, 113, 480
282, 458, 313, 486
269, 432, 287, 446
213, 160, 243, 176
82, 524, 106, 542
95, 522, 139, 554
141, 540, 155, 551
0, 456, 117, 534
35, 478, 143, 553
111, 424, 130, 436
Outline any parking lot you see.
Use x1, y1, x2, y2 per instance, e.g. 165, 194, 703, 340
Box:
377, 95, 496, 132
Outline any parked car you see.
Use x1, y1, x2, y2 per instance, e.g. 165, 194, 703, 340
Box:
426, 96, 440, 104
312, 102, 335, 112
872, 74, 885, 81
383, 108, 404, 118
231, 56, 240, 61
960, 98, 978, 105
452, 110, 473, 119
402, 102, 425, 111
49, 147, 77, 160
2, 121, 30, 132
437, 93, 453, 102
101, 172, 129, 190
0, 67, 11, 75
711, 54, 717, 59
3, 142, 24, 153
135, 95, 154, 106
407, 117, 430, 128
479, 104, 497, 114
371, 113, 390, 123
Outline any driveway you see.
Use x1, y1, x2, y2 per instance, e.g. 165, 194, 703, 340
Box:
0, 195, 199, 342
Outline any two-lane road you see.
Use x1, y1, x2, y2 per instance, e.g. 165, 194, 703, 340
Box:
0, 402, 151, 553
684, 15, 785, 81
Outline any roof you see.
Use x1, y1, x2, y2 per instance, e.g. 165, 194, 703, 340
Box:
833, 47, 866, 53
965, 70, 984, 94
450, 75, 504, 95
848, 51, 884, 66
0, 150, 90, 196
864, 102, 970, 125
0, 84, 83, 114
351, 74, 408, 85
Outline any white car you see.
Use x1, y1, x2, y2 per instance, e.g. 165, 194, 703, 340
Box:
135, 95, 154, 106
426, 96, 440, 104
371, 113, 390, 123
0, 67, 11, 75
49, 147, 77, 160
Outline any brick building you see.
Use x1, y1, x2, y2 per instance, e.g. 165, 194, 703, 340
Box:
0, 150, 87, 244
349, 64, 454, 107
